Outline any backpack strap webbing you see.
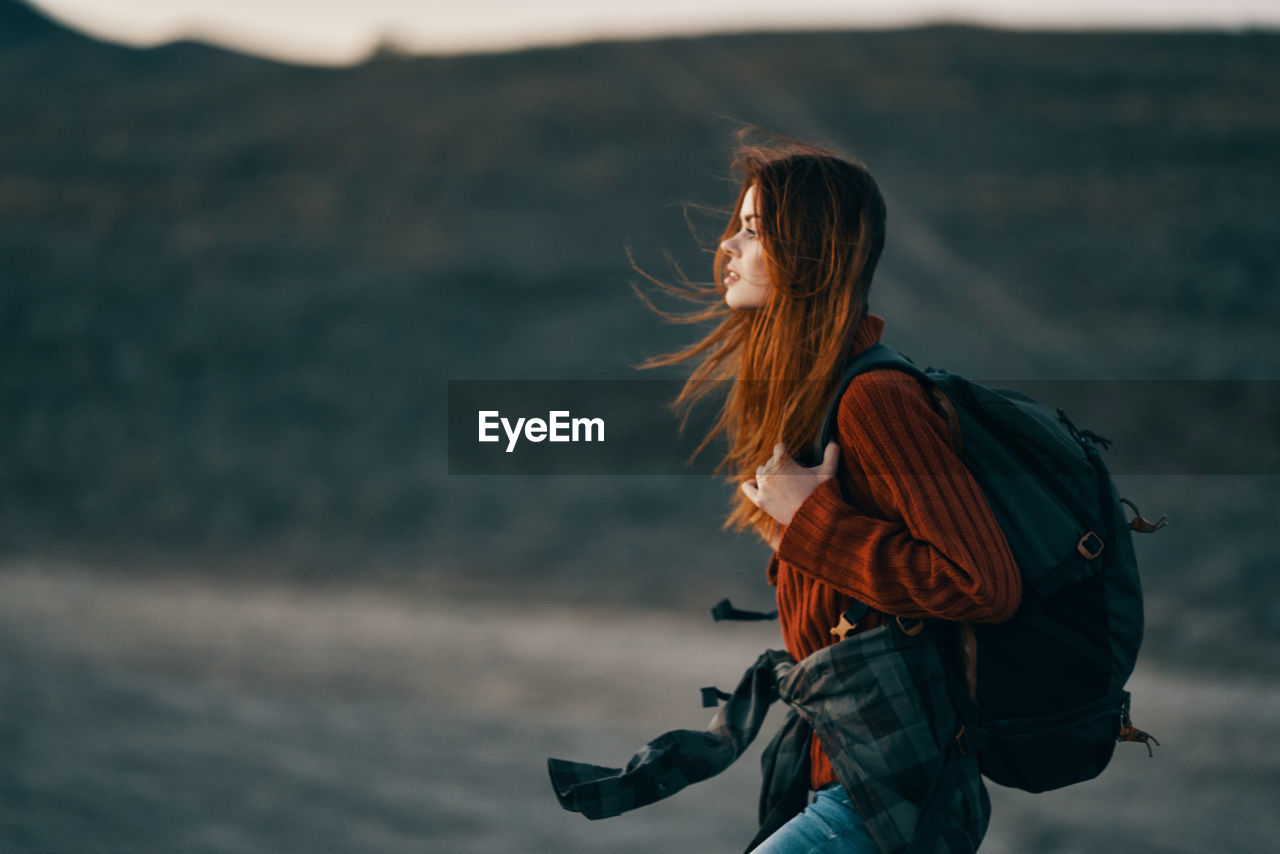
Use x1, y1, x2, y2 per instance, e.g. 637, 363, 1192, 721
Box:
711, 599, 779, 622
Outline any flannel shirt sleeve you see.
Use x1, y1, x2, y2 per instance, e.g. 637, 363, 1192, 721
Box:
776, 371, 1021, 623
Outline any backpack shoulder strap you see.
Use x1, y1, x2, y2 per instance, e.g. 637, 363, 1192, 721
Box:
809, 343, 936, 653
813, 343, 932, 460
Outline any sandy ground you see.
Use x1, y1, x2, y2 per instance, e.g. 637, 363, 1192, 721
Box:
2, 565, 1278, 853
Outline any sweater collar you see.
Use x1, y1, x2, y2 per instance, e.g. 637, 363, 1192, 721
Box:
849, 313, 885, 358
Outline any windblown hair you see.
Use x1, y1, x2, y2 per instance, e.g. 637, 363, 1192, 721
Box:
638, 133, 887, 542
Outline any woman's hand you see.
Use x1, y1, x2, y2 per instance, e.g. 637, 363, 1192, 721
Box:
742, 441, 841, 528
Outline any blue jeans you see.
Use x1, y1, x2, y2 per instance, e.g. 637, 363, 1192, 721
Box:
752, 784, 879, 853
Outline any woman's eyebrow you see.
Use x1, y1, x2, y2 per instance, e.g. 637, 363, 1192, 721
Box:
741, 213, 760, 224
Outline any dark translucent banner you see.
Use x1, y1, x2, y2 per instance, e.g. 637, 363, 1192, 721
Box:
447, 380, 1280, 476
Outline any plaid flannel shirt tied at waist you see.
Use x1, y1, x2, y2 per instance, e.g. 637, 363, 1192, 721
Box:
548, 619, 989, 854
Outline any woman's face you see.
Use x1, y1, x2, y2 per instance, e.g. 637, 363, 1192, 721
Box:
720, 184, 771, 310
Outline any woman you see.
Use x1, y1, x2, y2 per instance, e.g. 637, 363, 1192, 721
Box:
644, 135, 1022, 852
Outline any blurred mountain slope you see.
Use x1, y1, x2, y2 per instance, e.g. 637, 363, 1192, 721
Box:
2, 2, 1278, 667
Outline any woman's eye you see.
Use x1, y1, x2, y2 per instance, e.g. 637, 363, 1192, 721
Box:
745, 228, 757, 238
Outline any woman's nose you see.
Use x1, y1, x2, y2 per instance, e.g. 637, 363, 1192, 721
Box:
720, 236, 739, 256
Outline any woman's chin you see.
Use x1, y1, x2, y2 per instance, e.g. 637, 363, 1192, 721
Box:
724, 287, 763, 310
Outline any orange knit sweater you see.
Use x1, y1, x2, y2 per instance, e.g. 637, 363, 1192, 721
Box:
769, 314, 1022, 790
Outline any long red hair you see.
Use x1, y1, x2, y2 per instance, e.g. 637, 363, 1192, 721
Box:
638, 133, 887, 543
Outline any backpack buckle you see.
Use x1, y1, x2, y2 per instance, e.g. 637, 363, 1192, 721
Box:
831, 602, 872, 641
1077, 531, 1104, 560
830, 614, 860, 641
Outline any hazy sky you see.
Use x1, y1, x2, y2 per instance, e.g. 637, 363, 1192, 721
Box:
31, 0, 1280, 65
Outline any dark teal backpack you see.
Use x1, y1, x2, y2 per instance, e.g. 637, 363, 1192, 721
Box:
814, 343, 1161, 795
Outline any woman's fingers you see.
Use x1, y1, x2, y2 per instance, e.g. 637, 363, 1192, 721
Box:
747, 441, 843, 526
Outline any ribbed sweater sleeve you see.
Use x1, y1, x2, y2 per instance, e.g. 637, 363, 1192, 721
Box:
776, 370, 1021, 623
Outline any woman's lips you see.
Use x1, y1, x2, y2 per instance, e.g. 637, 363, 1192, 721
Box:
724, 270, 740, 286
